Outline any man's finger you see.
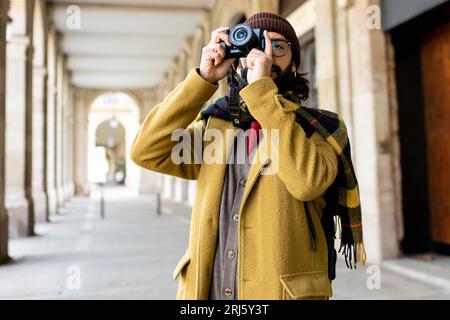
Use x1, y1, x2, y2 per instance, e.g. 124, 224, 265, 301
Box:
245, 55, 256, 69
215, 33, 231, 46
209, 26, 229, 45
263, 30, 272, 56
210, 43, 225, 58
212, 53, 222, 66
248, 48, 265, 57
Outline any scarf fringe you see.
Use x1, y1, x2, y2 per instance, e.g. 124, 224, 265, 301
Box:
338, 241, 367, 269
334, 215, 342, 239
334, 214, 366, 269
357, 242, 367, 267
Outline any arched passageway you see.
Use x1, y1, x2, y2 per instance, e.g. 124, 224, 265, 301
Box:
88, 92, 141, 191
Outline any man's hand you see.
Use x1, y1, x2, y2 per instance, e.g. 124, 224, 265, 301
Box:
199, 27, 236, 84
245, 30, 272, 84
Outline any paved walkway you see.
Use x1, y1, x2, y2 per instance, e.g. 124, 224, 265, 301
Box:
0, 186, 449, 300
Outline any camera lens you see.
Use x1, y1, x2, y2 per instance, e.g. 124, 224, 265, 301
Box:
235, 29, 248, 41
230, 23, 253, 46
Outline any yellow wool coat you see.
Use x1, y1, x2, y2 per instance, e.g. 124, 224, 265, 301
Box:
130, 68, 339, 300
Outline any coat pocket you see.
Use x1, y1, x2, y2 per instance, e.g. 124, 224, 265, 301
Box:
279, 271, 332, 300
173, 249, 191, 300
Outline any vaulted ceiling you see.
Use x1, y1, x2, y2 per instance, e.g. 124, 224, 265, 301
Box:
49, 0, 214, 89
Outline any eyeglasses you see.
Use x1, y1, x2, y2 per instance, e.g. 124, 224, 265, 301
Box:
271, 39, 291, 57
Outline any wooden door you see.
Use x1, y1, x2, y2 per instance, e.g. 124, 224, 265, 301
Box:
420, 20, 450, 245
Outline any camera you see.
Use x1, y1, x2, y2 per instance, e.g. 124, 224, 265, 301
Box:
220, 23, 265, 59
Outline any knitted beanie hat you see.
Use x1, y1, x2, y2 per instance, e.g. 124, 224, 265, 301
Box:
245, 12, 301, 68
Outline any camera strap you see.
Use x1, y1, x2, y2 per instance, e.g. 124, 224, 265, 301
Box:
227, 69, 241, 127
227, 65, 249, 128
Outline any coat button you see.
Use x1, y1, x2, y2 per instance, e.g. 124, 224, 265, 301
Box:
239, 178, 246, 186
233, 214, 239, 222
227, 250, 235, 259
224, 288, 232, 296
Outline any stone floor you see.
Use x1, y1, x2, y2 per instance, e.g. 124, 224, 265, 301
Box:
0, 185, 449, 300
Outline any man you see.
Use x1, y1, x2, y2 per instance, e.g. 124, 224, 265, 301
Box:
130, 12, 364, 300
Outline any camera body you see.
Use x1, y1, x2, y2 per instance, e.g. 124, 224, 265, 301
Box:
220, 23, 265, 59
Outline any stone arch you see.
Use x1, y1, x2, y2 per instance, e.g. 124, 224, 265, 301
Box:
86, 89, 143, 117
87, 91, 141, 190
95, 118, 126, 146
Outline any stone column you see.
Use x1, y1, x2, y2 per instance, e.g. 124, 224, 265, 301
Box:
54, 48, 64, 208
61, 66, 71, 201
66, 84, 75, 198
45, 24, 57, 216
312, 0, 399, 263
0, 0, 9, 261
162, 175, 173, 199
139, 170, 163, 195
346, 0, 399, 262
31, 0, 49, 222
186, 181, 195, 206
5, 35, 32, 237
73, 89, 89, 196
315, 0, 340, 114
32, 64, 48, 222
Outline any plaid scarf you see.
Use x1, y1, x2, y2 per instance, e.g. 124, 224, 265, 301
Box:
200, 93, 366, 269
294, 106, 366, 269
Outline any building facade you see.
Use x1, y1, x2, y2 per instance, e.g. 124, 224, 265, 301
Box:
0, 0, 448, 268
